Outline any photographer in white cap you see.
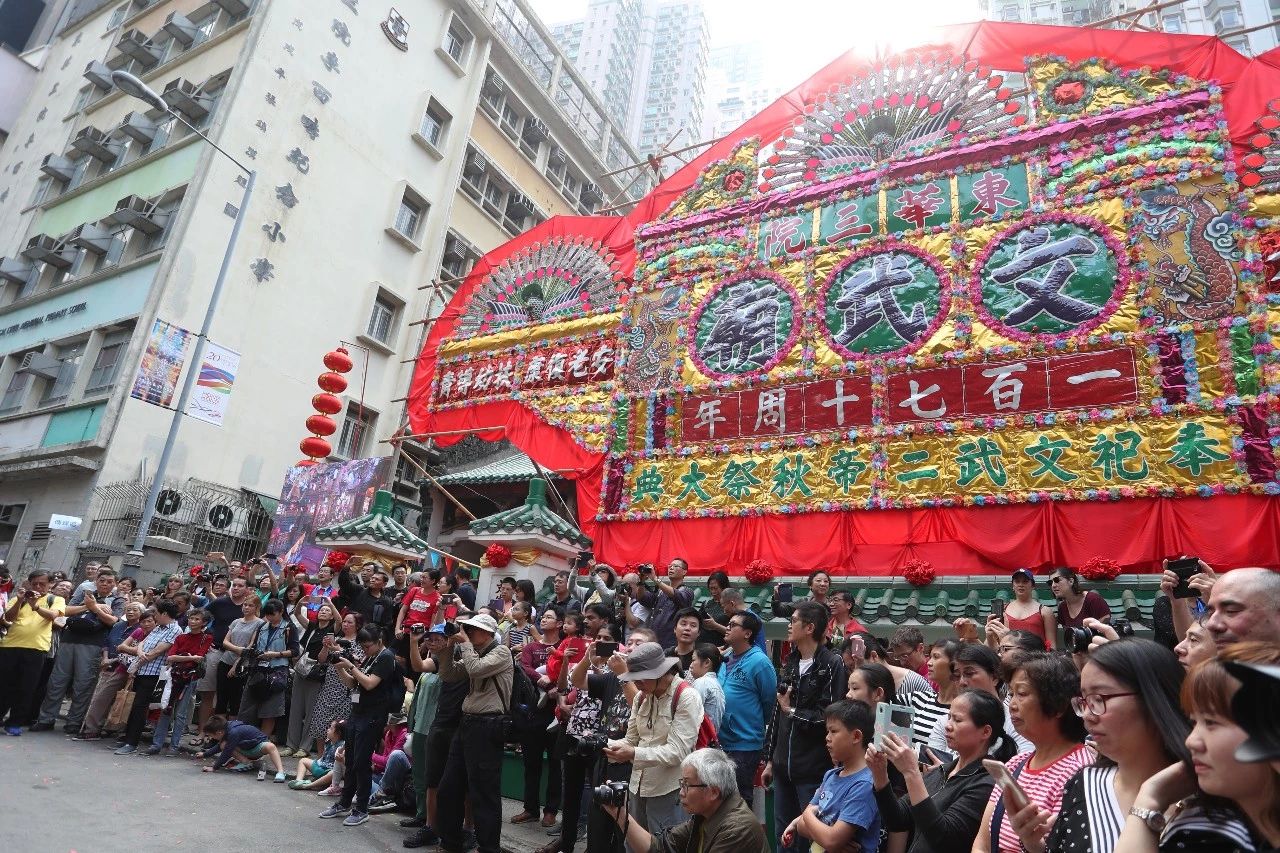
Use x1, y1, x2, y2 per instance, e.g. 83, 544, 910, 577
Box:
434, 612, 513, 853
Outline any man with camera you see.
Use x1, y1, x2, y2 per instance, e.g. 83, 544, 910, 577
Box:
601, 747, 769, 853
339, 561, 398, 641
34, 567, 123, 734
763, 602, 847, 853
638, 560, 694, 650
0, 569, 66, 735
435, 613, 513, 853
603, 641, 705, 838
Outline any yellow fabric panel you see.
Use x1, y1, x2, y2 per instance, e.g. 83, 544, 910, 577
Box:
1193, 331, 1225, 400
439, 312, 622, 357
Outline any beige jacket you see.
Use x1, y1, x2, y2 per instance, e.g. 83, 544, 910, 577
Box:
438, 638, 512, 715
621, 678, 704, 797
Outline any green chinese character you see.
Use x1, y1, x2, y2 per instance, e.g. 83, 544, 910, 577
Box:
1167, 422, 1231, 477
895, 449, 939, 484
1089, 429, 1149, 482
1024, 435, 1078, 483
827, 448, 868, 493
956, 437, 1008, 488
722, 460, 762, 500
632, 465, 666, 505
677, 461, 712, 502
771, 454, 814, 499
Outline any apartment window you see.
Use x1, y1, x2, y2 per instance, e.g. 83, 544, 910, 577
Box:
441, 231, 480, 283
1163, 13, 1186, 32
366, 294, 398, 344
85, 330, 131, 394
394, 193, 426, 241
0, 359, 34, 414
335, 404, 376, 459
419, 100, 450, 148
441, 17, 473, 66
107, 2, 129, 28
40, 342, 86, 406
1217, 6, 1242, 28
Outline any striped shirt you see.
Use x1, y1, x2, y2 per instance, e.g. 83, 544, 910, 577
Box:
905, 690, 949, 747
136, 621, 181, 676
988, 745, 1094, 853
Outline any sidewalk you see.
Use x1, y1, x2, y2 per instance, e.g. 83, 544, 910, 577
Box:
499, 797, 565, 853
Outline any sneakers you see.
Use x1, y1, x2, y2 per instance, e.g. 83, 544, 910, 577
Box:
4, 726, 21, 737
289, 779, 312, 790
342, 811, 369, 827
274, 771, 287, 783
256, 770, 267, 781
368, 795, 398, 814
317, 785, 343, 797
403, 826, 439, 848
318, 803, 350, 819
144, 745, 162, 756
113, 745, 137, 755
398, 816, 426, 829
28, 722, 53, 732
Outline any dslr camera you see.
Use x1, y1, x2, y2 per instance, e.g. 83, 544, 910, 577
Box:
334, 639, 359, 665
565, 733, 609, 757
1064, 617, 1134, 653
635, 563, 657, 592
592, 781, 628, 807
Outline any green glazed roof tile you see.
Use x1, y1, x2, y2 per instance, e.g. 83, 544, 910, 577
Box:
469, 478, 591, 549
435, 449, 541, 486
314, 490, 431, 558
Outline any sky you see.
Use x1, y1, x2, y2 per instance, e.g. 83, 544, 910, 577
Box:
527, 0, 987, 95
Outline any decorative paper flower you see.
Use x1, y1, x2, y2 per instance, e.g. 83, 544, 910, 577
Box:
903, 558, 936, 587
322, 550, 351, 570
1079, 556, 1122, 582
484, 543, 513, 568
744, 559, 776, 586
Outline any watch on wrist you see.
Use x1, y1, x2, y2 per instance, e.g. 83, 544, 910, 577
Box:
1128, 806, 1167, 833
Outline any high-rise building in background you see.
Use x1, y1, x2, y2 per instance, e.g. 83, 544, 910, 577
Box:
0, 0, 644, 574
701, 40, 785, 142
980, 0, 1279, 55
551, 0, 709, 161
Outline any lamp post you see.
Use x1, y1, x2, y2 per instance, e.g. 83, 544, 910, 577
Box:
112, 71, 257, 563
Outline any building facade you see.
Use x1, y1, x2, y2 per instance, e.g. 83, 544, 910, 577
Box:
0, 0, 643, 573
551, 0, 709, 159
980, 0, 1279, 55
700, 40, 784, 142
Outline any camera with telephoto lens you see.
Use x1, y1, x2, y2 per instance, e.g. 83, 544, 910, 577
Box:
593, 781, 628, 807
239, 646, 262, 665
1064, 617, 1134, 653
334, 639, 359, 665
442, 621, 460, 637
566, 733, 609, 757
636, 563, 657, 592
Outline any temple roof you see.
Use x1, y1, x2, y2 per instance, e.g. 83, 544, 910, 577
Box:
314, 489, 431, 560
469, 478, 591, 549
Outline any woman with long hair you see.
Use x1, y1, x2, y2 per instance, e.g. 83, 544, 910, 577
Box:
1115, 642, 1280, 853
973, 653, 1093, 853
1009, 639, 1191, 853
871, 689, 1016, 853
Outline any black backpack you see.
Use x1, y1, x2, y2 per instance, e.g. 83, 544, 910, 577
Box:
385, 655, 408, 715
507, 649, 540, 739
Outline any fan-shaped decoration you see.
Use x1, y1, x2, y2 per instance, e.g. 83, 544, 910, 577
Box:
760, 53, 1024, 193
455, 236, 625, 339
1241, 97, 1280, 190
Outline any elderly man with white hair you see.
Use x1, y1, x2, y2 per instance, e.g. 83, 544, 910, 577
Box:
603, 747, 769, 853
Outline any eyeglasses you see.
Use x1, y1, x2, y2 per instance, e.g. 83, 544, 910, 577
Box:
678, 780, 709, 791
1048, 577, 1066, 584
727, 621, 745, 629
1071, 692, 1136, 716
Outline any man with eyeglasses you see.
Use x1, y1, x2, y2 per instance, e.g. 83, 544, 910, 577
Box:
602, 747, 769, 853
717, 610, 776, 802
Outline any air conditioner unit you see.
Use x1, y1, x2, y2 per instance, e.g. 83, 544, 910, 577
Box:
70, 125, 118, 162
524, 118, 549, 141
466, 150, 489, 173
17, 351, 63, 380
83, 60, 114, 90
161, 78, 211, 120
115, 29, 161, 67
483, 70, 507, 95
40, 153, 77, 182
104, 194, 169, 234
68, 222, 116, 255
162, 11, 199, 45
118, 110, 159, 143
507, 192, 534, 216
580, 182, 603, 203
211, 0, 250, 15
0, 257, 35, 285
205, 503, 238, 530
548, 146, 567, 165
22, 234, 76, 268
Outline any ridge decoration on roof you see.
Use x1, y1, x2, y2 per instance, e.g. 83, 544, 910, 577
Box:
469, 478, 591, 549
314, 489, 430, 560
407, 22, 1280, 576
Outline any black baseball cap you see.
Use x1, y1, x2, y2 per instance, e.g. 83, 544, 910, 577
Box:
1225, 660, 1280, 763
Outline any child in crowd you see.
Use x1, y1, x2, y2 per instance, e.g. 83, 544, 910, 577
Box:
505, 601, 533, 649
690, 643, 726, 730
782, 699, 881, 853
200, 715, 286, 782
290, 718, 345, 791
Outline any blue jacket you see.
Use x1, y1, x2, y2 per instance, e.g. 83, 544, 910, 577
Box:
201, 720, 268, 769
717, 644, 777, 751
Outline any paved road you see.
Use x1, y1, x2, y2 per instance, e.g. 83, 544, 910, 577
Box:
0, 730, 551, 852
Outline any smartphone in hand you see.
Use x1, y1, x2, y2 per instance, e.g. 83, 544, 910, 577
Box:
984, 759, 1031, 811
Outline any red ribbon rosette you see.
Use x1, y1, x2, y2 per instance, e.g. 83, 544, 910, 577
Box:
485, 543, 513, 568
902, 559, 936, 587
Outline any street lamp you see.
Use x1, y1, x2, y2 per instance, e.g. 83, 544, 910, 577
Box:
111, 71, 258, 564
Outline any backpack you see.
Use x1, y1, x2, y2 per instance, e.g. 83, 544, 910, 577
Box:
385, 655, 408, 715
672, 680, 719, 750
507, 650, 541, 737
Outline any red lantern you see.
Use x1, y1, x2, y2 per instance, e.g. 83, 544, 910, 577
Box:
300, 436, 332, 458
323, 347, 354, 374
312, 392, 342, 415
305, 414, 337, 436
295, 459, 318, 467
317, 372, 348, 394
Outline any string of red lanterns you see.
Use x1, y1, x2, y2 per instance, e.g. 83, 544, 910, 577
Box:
295, 346, 354, 467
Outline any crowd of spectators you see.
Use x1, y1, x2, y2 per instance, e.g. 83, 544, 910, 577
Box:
0, 553, 1278, 853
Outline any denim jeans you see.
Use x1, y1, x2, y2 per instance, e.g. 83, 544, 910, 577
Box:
773, 766, 821, 853
723, 749, 761, 805
373, 748, 411, 798
152, 679, 198, 749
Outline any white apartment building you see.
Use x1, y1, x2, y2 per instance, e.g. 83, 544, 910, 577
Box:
0, 0, 643, 574
550, 0, 708, 159
701, 40, 784, 142
981, 0, 1279, 55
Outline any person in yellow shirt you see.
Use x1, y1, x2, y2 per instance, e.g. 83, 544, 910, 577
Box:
0, 569, 66, 735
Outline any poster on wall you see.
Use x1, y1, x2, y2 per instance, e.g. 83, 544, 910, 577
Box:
267, 456, 392, 569
184, 342, 240, 427
130, 319, 190, 408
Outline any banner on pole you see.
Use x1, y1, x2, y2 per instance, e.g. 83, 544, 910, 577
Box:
184, 342, 240, 427
130, 319, 190, 408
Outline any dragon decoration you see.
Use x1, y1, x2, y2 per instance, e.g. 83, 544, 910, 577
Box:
408, 23, 1280, 575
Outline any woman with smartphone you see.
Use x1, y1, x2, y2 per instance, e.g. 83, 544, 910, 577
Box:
986, 569, 1056, 651
972, 654, 1092, 853
771, 570, 833, 620
870, 689, 1015, 853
